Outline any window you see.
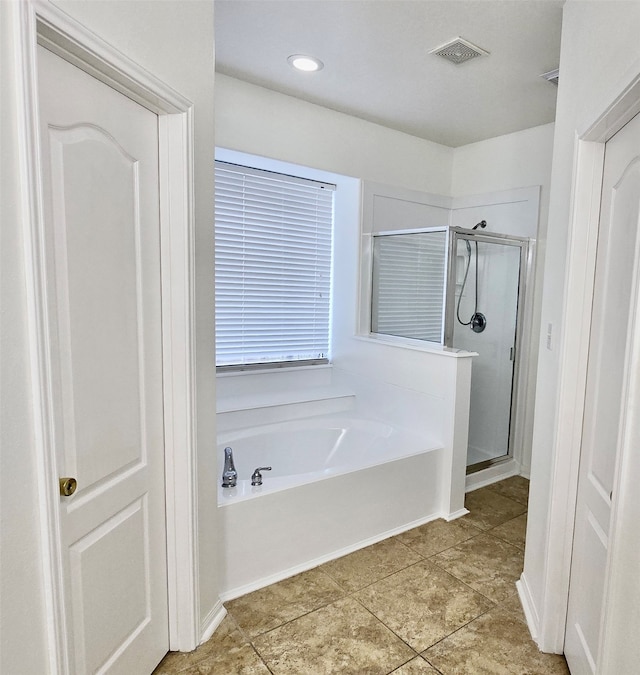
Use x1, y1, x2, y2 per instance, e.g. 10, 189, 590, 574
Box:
214, 161, 335, 368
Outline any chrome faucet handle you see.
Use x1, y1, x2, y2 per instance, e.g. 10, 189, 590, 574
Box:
251, 466, 272, 486
222, 446, 238, 488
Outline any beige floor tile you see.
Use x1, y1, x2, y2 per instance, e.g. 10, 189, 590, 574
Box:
491, 513, 528, 550
424, 606, 570, 675
464, 487, 527, 530
154, 652, 191, 673
175, 644, 271, 674
320, 536, 422, 592
153, 471, 546, 674
487, 475, 530, 506
431, 533, 524, 603
253, 596, 415, 675
391, 656, 440, 673
395, 516, 481, 558
500, 592, 529, 624
153, 615, 261, 674
354, 559, 494, 652
226, 567, 344, 638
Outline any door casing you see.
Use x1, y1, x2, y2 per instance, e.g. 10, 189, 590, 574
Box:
15, 1, 212, 670
518, 62, 640, 659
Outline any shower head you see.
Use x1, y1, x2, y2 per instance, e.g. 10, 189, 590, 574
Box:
473, 220, 487, 230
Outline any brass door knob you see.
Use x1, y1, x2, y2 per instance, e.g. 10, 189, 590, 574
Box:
59, 477, 78, 497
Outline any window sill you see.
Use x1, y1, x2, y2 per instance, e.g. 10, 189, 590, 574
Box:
216, 384, 355, 414
216, 362, 333, 378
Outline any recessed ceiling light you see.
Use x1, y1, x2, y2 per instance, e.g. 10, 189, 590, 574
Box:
287, 54, 324, 72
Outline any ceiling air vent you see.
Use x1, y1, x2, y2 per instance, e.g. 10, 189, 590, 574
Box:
540, 68, 559, 86
429, 37, 489, 65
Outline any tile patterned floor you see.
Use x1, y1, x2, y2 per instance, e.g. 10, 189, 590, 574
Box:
154, 476, 569, 674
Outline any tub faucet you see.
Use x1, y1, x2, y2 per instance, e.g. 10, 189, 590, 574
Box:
251, 466, 272, 486
222, 447, 237, 488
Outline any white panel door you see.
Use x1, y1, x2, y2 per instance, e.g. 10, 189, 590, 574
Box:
37, 46, 168, 674
564, 112, 640, 674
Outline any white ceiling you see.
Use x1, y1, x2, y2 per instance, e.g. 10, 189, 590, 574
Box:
215, 0, 563, 148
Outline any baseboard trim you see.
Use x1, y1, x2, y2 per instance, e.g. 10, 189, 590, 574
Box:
517, 573, 540, 644
465, 458, 520, 492
444, 508, 469, 521
199, 600, 227, 645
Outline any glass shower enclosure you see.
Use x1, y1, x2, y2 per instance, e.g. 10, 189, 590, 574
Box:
446, 228, 528, 471
371, 226, 530, 473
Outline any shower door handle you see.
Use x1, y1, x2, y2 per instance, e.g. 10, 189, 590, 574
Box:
509, 347, 515, 361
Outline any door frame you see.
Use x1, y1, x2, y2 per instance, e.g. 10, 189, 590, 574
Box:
532, 63, 640, 658
16, 1, 203, 670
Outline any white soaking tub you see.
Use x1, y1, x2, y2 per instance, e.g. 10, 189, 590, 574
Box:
217, 414, 448, 598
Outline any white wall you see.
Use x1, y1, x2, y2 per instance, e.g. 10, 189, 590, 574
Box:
523, 0, 640, 655
451, 123, 555, 202
1, 1, 217, 669
215, 74, 454, 194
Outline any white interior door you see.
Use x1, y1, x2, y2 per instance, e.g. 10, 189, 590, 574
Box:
37, 46, 168, 674
564, 111, 640, 673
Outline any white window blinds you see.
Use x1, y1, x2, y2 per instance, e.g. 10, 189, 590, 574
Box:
371, 230, 447, 344
215, 161, 335, 367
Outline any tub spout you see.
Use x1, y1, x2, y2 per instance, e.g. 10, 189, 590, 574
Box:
222, 447, 237, 488
251, 466, 272, 486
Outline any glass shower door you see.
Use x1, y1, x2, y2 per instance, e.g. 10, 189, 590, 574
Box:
446, 230, 526, 471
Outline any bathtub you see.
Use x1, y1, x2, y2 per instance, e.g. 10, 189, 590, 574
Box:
218, 416, 428, 502
217, 414, 451, 599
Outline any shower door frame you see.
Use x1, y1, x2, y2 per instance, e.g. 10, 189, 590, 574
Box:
444, 227, 532, 473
